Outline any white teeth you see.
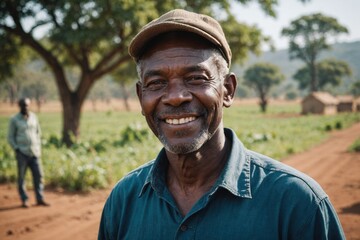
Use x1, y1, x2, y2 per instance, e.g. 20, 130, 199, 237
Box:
165, 117, 196, 125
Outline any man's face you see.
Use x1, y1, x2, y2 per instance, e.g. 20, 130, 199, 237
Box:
19, 99, 30, 115
136, 34, 233, 154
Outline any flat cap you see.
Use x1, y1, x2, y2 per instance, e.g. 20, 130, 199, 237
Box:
128, 9, 232, 67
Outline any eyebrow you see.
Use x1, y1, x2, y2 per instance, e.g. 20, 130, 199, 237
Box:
143, 64, 209, 79
143, 70, 164, 80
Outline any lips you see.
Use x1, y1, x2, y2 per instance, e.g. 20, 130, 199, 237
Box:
165, 116, 196, 125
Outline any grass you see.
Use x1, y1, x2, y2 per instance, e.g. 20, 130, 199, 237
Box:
1, 103, 359, 191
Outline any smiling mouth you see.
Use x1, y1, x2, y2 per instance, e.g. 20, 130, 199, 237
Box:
165, 117, 197, 125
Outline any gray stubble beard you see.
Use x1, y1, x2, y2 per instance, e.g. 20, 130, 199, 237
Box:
157, 127, 210, 155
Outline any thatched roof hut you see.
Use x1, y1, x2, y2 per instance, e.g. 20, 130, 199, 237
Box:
355, 97, 360, 112
302, 92, 338, 115
337, 95, 355, 112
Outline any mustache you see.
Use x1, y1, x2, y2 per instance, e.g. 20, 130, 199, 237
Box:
156, 105, 205, 118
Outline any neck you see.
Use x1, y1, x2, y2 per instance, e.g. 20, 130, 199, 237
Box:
21, 112, 29, 118
166, 131, 229, 191
165, 131, 230, 216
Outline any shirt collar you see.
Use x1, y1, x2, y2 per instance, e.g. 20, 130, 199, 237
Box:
215, 128, 252, 198
140, 128, 252, 199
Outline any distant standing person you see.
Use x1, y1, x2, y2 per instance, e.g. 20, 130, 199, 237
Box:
7, 98, 50, 208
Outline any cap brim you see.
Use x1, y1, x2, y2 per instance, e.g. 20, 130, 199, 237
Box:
129, 22, 222, 60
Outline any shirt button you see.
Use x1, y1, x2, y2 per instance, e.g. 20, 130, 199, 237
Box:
180, 225, 188, 231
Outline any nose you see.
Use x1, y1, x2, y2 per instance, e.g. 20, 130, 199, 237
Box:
161, 80, 192, 106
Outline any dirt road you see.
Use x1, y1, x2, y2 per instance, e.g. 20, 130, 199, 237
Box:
1, 122, 359, 240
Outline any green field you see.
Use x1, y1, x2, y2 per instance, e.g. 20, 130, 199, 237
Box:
1, 104, 359, 191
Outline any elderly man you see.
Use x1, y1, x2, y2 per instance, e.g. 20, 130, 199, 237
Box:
8, 98, 49, 208
98, 9, 344, 239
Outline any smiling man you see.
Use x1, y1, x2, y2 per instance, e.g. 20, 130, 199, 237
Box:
98, 9, 344, 240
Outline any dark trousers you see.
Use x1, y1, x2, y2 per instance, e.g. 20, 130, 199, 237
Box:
16, 151, 44, 202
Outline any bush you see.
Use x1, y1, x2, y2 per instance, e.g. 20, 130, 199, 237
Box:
349, 138, 360, 152
324, 124, 332, 131
114, 123, 151, 147
0, 143, 17, 182
1, 106, 359, 192
335, 121, 343, 130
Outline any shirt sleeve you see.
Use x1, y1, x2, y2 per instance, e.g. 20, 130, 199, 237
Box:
98, 197, 113, 240
7, 117, 18, 150
98, 206, 109, 240
36, 115, 41, 141
296, 197, 345, 240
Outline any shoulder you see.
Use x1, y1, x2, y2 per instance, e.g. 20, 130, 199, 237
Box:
247, 149, 327, 202
10, 113, 20, 120
9, 113, 21, 124
29, 112, 38, 119
108, 160, 155, 201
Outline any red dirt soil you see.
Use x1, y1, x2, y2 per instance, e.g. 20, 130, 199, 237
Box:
1, 122, 359, 240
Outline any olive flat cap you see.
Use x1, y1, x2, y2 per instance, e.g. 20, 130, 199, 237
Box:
128, 9, 232, 67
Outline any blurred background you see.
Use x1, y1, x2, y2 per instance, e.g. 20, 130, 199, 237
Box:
0, 0, 359, 239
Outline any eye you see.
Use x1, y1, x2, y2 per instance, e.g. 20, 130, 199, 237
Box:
186, 75, 207, 85
144, 79, 167, 91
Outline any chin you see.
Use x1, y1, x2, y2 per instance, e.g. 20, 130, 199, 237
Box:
164, 143, 200, 155
159, 129, 210, 154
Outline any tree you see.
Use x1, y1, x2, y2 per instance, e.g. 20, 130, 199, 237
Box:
293, 58, 352, 91
351, 80, 360, 97
1, 0, 307, 146
111, 61, 138, 112
243, 62, 284, 112
281, 13, 348, 92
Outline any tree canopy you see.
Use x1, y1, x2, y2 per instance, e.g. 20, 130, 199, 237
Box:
243, 62, 284, 112
293, 58, 352, 91
281, 13, 348, 92
1, 0, 307, 145
351, 80, 360, 97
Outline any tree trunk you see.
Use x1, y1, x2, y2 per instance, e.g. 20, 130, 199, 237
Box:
120, 82, 131, 111
7, 82, 19, 105
259, 98, 267, 113
310, 60, 318, 92
61, 93, 83, 147
259, 91, 267, 113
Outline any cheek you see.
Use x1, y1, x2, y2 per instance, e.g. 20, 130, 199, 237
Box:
196, 84, 224, 109
199, 86, 224, 123
140, 93, 163, 135
140, 92, 160, 114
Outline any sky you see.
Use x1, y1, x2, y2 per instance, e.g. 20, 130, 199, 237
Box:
232, 0, 360, 50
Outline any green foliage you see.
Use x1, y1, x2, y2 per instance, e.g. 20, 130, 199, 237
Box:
324, 124, 332, 131
0, 142, 17, 182
243, 62, 284, 112
1, 104, 359, 192
349, 138, 360, 152
293, 58, 352, 91
324, 120, 346, 131
115, 124, 151, 147
282, 13, 349, 92
285, 91, 297, 100
351, 80, 360, 97
1, 0, 289, 144
282, 13, 349, 62
335, 121, 342, 130
0, 34, 20, 82
223, 105, 360, 159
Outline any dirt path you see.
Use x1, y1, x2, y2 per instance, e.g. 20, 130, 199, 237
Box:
1, 123, 359, 240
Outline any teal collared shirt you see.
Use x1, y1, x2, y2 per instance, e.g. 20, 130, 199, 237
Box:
98, 128, 344, 240
7, 112, 42, 157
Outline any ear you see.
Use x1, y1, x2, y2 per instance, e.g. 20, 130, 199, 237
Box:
136, 81, 145, 115
223, 73, 237, 108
